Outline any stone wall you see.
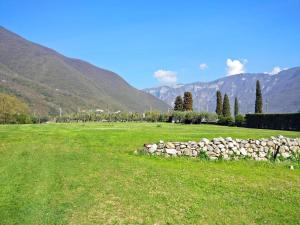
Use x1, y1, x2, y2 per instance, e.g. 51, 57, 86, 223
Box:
143, 136, 300, 161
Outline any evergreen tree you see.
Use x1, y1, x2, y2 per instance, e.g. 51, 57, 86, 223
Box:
173, 95, 183, 111
183, 92, 193, 111
215, 91, 223, 116
234, 97, 239, 117
222, 93, 231, 117
255, 80, 263, 113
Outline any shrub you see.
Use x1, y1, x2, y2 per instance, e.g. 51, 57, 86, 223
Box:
235, 114, 245, 126
0, 93, 30, 124
15, 114, 33, 124
199, 151, 209, 160
218, 116, 234, 126
245, 113, 300, 131
291, 151, 300, 165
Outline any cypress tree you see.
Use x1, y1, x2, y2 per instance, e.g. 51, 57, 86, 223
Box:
234, 97, 239, 117
255, 80, 263, 113
222, 93, 231, 117
183, 92, 193, 111
215, 91, 223, 116
173, 95, 183, 111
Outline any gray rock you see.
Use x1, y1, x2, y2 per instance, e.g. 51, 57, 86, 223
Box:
166, 148, 177, 155
149, 144, 157, 153
166, 142, 175, 149
214, 148, 221, 154
207, 145, 214, 151
184, 148, 192, 156
281, 152, 290, 158
198, 142, 205, 148
218, 144, 225, 149
259, 152, 266, 158
240, 148, 247, 156
192, 150, 198, 156
228, 142, 234, 148
201, 138, 210, 144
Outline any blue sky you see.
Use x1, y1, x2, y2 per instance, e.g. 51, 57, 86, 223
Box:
1, 0, 300, 88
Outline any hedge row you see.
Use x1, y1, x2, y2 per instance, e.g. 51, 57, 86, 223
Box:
245, 113, 300, 131
0, 114, 49, 124
55, 111, 218, 124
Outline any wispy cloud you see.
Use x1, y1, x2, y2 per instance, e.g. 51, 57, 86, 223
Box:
226, 58, 246, 76
268, 66, 288, 75
199, 63, 208, 70
154, 69, 177, 86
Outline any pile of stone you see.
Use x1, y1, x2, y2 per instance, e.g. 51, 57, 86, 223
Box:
143, 136, 300, 161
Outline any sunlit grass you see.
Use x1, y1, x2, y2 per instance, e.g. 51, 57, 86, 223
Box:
0, 123, 299, 224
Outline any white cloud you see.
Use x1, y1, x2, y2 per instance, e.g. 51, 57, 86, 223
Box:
226, 58, 246, 76
154, 69, 177, 86
268, 66, 289, 75
199, 63, 208, 70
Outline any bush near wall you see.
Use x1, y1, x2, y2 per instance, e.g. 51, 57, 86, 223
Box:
245, 113, 300, 131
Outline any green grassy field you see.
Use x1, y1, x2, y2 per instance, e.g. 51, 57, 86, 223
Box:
0, 123, 299, 225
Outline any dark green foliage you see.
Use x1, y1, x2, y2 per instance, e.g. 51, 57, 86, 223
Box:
199, 151, 209, 160
218, 116, 234, 126
184, 112, 202, 124
14, 114, 33, 124
234, 97, 239, 117
183, 92, 193, 111
245, 113, 300, 131
255, 80, 263, 113
235, 114, 245, 127
215, 91, 223, 116
174, 95, 183, 111
55, 111, 218, 124
222, 93, 231, 117
170, 111, 217, 124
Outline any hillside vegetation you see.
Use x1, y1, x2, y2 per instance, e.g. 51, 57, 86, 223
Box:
0, 27, 169, 115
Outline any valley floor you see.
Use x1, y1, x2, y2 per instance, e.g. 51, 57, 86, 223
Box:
0, 123, 299, 224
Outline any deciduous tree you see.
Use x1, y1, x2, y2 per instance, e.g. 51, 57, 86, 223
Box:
0, 93, 29, 123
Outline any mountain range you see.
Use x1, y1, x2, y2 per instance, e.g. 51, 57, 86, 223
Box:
144, 67, 300, 113
0, 26, 169, 115
1, 26, 299, 115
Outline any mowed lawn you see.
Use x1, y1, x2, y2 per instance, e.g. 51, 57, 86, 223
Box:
0, 123, 300, 225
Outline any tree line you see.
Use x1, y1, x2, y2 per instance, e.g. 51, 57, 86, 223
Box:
0, 80, 263, 125
173, 80, 263, 125
174, 92, 193, 111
